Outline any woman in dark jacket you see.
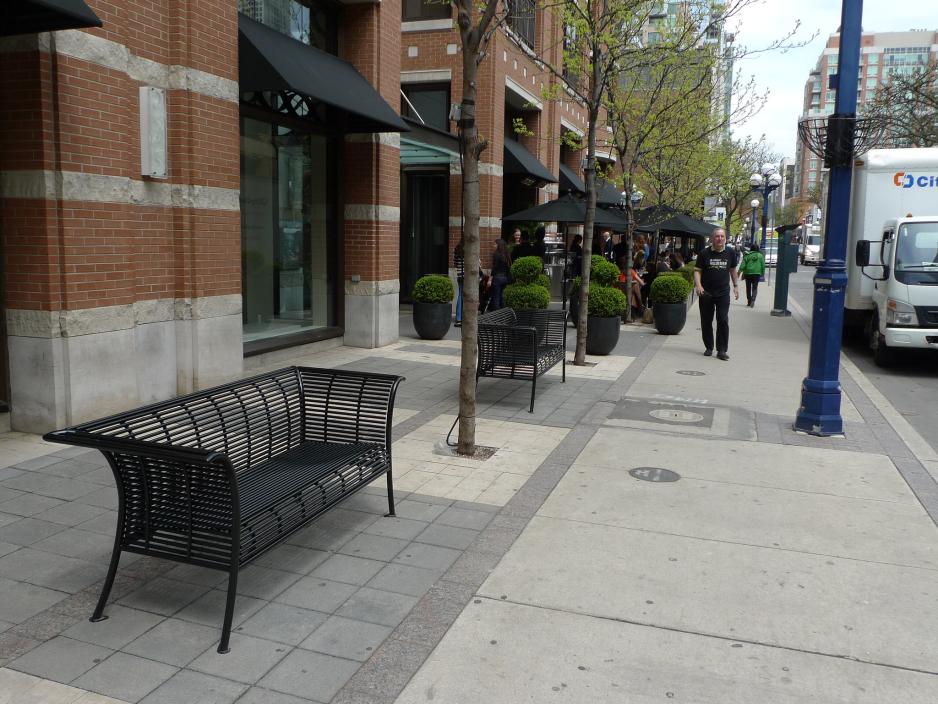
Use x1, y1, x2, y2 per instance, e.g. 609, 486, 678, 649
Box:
489, 239, 511, 311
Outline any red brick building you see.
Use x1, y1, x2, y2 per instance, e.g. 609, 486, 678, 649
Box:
0, 0, 596, 432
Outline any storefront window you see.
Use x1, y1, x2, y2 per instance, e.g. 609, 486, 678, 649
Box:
401, 83, 451, 132
239, 0, 337, 54
240, 117, 336, 345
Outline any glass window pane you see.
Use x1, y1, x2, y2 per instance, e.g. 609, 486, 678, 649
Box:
403, 0, 451, 21
402, 84, 450, 131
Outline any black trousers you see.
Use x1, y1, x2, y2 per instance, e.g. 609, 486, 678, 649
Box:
699, 292, 730, 353
744, 275, 760, 304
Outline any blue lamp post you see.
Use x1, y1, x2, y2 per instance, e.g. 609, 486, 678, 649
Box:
749, 165, 783, 250
794, 0, 864, 436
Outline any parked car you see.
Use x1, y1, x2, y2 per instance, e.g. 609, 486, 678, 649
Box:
763, 240, 778, 267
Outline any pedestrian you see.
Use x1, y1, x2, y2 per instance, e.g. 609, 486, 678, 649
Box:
533, 226, 547, 262
693, 228, 739, 361
737, 243, 766, 307
568, 234, 583, 278
488, 239, 511, 311
601, 231, 614, 261
453, 239, 465, 327
508, 229, 522, 258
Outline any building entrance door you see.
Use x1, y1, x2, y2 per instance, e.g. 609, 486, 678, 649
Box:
401, 171, 449, 301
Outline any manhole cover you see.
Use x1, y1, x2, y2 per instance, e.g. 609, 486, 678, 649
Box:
649, 409, 705, 423
676, 370, 705, 376
629, 467, 681, 483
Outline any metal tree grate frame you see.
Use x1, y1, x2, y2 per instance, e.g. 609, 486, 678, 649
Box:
798, 114, 885, 169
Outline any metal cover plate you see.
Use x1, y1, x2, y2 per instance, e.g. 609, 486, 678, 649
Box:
629, 467, 681, 482
608, 398, 714, 429
676, 370, 706, 376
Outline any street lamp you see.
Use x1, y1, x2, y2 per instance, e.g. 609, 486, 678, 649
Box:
749, 165, 784, 250
749, 198, 760, 245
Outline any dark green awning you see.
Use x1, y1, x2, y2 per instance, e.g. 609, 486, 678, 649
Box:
503, 139, 557, 186
3, 0, 102, 37
558, 163, 585, 195
238, 14, 408, 134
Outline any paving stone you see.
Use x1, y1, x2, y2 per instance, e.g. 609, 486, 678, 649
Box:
176, 589, 266, 629
32, 502, 108, 527
9, 635, 112, 683
63, 604, 164, 649
0, 547, 104, 593
392, 581, 476, 644
393, 542, 461, 572
339, 492, 395, 515
236, 687, 315, 704
336, 587, 418, 628
275, 576, 358, 613
124, 618, 223, 667
1, 472, 62, 493
285, 524, 357, 553
235, 565, 302, 600
388, 500, 447, 522
162, 563, 228, 587
75, 486, 119, 509
32, 527, 114, 562
361, 516, 428, 542
31, 478, 99, 501
0, 540, 17, 558
11, 603, 81, 641
338, 533, 407, 562
190, 632, 290, 684
236, 603, 329, 646
0, 628, 42, 662
0, 576, 67, 623
366, 563, 440, 598
73, 651, 178, 702
119, 577, 210, 616
0, 493, 65, 517
434, 506, 494, 530
0, 517, 67, 546
258, 649, 360, 702
253, 544, 330, 575
340, 633, 431, 699
51, 447, 97, 460
140, 670, 247, 704
76, 511, 118, 536
414, 523, 478, 550
310, 554, 385, 586
81, 468, 117, 486
301, 615, 392, 662
314, 508, 379, 534
12, 455, 65, 471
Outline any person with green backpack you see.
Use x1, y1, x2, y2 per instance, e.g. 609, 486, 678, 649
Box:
737, 243, 766, 307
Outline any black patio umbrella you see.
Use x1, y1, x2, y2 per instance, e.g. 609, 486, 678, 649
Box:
634, 204, 681, 227
502, 193, 630, 229
652, 212, 717, 239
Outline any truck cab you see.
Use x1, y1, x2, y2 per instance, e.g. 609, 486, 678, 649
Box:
800, 229, 821, 265
856, 216, 938, 365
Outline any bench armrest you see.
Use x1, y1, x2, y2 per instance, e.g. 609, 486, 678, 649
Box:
44, 428, 231, 466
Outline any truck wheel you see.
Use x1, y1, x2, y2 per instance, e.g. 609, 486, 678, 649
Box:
869, 313, 895, 367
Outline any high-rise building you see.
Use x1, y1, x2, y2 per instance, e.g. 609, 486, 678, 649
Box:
793, 29, 938, 200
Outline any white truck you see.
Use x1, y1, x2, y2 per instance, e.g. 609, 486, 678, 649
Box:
800, 226, 821, 265
847, 148, 938, 366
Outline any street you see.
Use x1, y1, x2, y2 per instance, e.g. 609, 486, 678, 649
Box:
789, 268, 938, 454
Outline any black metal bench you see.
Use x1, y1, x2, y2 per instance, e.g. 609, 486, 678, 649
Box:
477, 308, 567, 412
43, 366, 403, 654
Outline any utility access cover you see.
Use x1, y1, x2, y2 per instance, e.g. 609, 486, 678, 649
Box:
630, 467, 681, 483
608, 398, 714, 429
649, 409, 704, 423
676, 370, 706, 376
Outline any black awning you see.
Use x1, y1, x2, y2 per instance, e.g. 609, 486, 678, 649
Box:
558, 163, 585, 195
3, 0, 102, 37
595, 179, 624, 205
503, 139, 557, 186
238, 14, 408, 134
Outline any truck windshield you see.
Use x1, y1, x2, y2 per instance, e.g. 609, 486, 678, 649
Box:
807, 235, 821, 247
895, 223, 938, 285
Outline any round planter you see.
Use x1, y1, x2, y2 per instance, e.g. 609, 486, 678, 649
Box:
413, 301, 452, 340
586, 315, 620, 355
652, 301, 687, 335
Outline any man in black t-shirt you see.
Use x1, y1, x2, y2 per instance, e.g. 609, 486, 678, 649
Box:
693, 228, 739, 360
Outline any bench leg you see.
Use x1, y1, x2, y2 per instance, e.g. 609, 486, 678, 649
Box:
384, 470, 396, 517
218, 568, 238, 654
90, 536, 123, 622
562, 355, 566, 383
529, 375, 536, 413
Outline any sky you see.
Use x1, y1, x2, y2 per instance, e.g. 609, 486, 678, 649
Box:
728, 1, 934, 160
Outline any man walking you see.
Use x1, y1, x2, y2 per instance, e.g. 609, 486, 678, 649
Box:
601, 231, 614, 261
693, 228, 739, 360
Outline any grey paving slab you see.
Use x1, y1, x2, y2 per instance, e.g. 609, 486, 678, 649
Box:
73, 651, 178, 702
285, 524, 357, 553
310, 554, 385, 586
274, 576, 358, 613
433, 506, 493, 531
73, 485, 118, 509
30, 477, 99, 501
0, 493, 64, 517
124, 617, 223, 667
300, 615, 391, 662
236, 687, 314, 704
366, 563, 440, 597
253, 544, 330, 575
162, 562, 228, 587
177, 589, 266, 629
119, 577, 211, 616
235, 603, 329, 646
189, 633, 290, 684
12, 455, 67, 471
413, 523, 478, 550
75, 510, 118, 536
335, 587, 418, 628
1, 471, 62, 493
337, 533, 408, 562
32, 501, 108, 527
393, 543, 460, 573
234, 565, 302, 600
140, 669, 247, 704
360, 516, 428, 542
0, 576, 67, 623
12, 601, 82, 641
62, 604, 164, 649
0, 540, 18, 558
9, 635, 112, 683
388, 500, 447, 523
0, 546, 104, 592
258, 648, 360, 702
395, 598, 938, 704
31, 527, 114, 562
0, 517, 67, 546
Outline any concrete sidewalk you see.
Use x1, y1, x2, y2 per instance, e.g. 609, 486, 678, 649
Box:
1, 292, 937, 703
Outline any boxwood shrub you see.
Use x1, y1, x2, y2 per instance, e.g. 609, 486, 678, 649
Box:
510, 256, 543, 285
536, 273, 551, 291
587, 286, 627, 317
412, 274, 454, 304
590, 256, 620, 287
504, 283, 549, 310
650, 273, 691, 304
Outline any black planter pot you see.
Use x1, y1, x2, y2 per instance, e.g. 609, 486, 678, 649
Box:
413, 302, 452, 340
653, 301, 687, 335
586, 315, 620, 355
